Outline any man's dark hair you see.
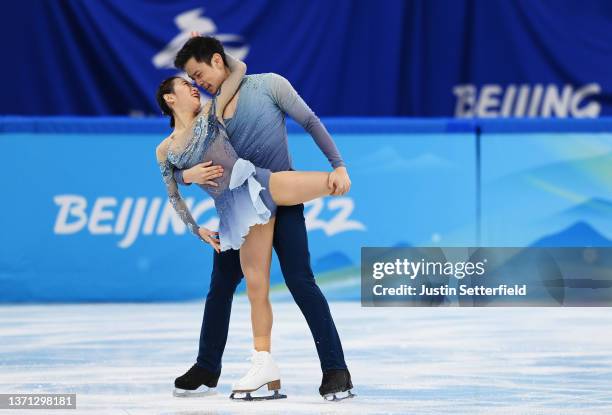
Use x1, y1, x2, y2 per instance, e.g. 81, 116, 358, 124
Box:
174, 36, 228, 70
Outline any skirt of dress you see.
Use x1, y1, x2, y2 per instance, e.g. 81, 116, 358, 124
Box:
216, 158, 277, 251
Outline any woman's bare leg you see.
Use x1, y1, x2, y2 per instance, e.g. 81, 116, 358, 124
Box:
269, 171, 332, 206
239, 217, 276, 352
238, 170, 331, 350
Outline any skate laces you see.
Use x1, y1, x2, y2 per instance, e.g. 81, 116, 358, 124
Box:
241, 350, 266, 379
248, 350, 266, 362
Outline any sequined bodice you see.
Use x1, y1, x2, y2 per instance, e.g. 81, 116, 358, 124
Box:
167, 100, 239, 199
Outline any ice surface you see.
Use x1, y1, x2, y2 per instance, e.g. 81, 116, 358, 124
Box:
1, 297, 612, 414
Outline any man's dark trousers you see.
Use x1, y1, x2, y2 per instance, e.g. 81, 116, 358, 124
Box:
194, 203, 347, 374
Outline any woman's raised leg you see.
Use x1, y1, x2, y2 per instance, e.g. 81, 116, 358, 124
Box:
269, 171, 331, 206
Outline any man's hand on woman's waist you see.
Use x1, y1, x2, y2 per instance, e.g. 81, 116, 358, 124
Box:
182, 161, 224, 186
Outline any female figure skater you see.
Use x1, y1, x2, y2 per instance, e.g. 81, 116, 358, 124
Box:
155, 54, 347, 399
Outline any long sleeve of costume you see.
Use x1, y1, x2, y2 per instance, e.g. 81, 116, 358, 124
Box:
268, 73, 346, 169
173, 168, 191, 186
156, 147, 205, 242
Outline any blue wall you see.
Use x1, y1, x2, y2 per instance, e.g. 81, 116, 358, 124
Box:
1, 117, 611, 302
1, 0, 611, 117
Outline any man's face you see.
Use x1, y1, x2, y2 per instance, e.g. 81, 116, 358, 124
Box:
184, 53, 227, 95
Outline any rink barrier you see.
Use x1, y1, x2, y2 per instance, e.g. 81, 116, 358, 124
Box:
1, 116, 611, 302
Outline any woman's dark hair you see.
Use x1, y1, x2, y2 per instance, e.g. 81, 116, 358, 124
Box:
156, 77, 181, 127
174, 36, 227, 70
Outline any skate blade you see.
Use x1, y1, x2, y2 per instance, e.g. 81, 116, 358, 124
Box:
173, 385, 217, 398
229, 390, 287, 401
323, 389, 356, 402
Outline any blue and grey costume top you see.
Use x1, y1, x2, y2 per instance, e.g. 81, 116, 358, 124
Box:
158, 70, 346, 251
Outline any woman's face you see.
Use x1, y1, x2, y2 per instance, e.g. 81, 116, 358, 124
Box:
171, 78, 201, 112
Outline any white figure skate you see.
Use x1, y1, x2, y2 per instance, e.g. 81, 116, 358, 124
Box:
229, 350, 287, 401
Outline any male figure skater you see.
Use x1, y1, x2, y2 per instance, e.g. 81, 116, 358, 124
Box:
171, 36, 354, 401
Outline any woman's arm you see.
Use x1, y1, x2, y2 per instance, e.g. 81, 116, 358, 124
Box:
155, 140, 205, 243
215, 53, 246, 120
